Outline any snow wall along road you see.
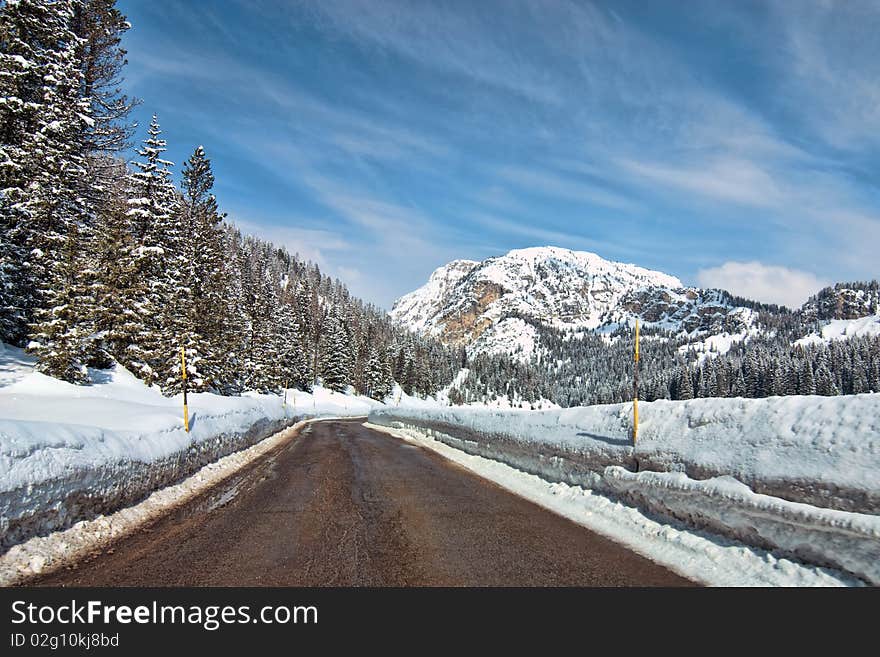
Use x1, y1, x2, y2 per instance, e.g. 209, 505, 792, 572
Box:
0, 415, 301, 550
368, 395, 880, 585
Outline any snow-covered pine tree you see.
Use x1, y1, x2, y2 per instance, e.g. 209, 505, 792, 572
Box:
69, 0, 138, 272
731, 368, 747, 398
174, 145, 227, 391
376, 346, 395, 400
275, 271, 311, 392
363, 347, 383, 400
677, 366, 693, 400
215, 225, 248, 393
799, 359, 816, 395
238, 241, 272, 392
850, 351, 869, 394
351, 327, 370, 394
275, 299, 310, 393
308, 285, 325, 385
1, 0, 89, 356
71, 0, 137, 156
0, 0, 44, 344
815, 363, 837, 396
870, 359, 880, 394
292, 279, 314, 375
320, 307, 351, 392
19, 0, 99, 382
124, 115, 183, 386
90, 168, 139, 367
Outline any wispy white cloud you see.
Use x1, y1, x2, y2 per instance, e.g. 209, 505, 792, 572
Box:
697, 261, 828, 309
233, 219, 355, 272
497, 165, 640, 212
297, 175, 483, 303
468, 211, 642, 258
130, 37, 451, 170
616, 156, 786, 209
770, 1, 880, 150
296, 0, 564, 104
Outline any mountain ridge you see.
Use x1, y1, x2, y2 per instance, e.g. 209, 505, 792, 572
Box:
391, 245, 755, 357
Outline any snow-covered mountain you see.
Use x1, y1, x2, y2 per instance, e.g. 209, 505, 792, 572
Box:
391, 246, 751, 357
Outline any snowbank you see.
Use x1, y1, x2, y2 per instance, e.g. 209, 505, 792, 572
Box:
602, 468, 880, 585
0, 343, 378, 549
369, 394, 880, 584
0, 419, 311, 585
369, 394, 880, 514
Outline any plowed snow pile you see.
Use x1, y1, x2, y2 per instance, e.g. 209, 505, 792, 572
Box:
0, 343, 377, 548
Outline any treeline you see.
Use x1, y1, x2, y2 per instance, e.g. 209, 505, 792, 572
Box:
3, 1, 877, 409
664, 336, 880, 401
0, 0, 461, 399
448, 304, 880, 408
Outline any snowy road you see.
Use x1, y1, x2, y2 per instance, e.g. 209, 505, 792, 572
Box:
29, 419, 692, 586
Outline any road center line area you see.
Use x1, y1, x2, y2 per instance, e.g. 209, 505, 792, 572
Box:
28, 419, 693, 587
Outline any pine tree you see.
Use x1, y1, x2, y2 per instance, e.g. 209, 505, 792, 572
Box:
870, 359, 880, 393
800, 360, 816, 395
744, 350, 760, 397
0, 0, 45, 343
124, 115, 182, 386
321, 308, 350, 392
28, 222, 92, 382
71, 0, 137, 156
216, 226, 248, 393
276, 306, 310, 392
0, 0, 91, 348
731, 368, 747, 397
851, 352, 869, 394
815, 364, 836, 396
91, 176, 138, 367
173, 145, 228, 391
364, 346, 393, 400
677, 366, 693, 399
16, 0, 98, 382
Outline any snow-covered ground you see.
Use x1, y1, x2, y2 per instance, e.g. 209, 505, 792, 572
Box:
369, 393, 880, 584
367, 422, 861, 586
0, 342, 379, 548
795, 314, 880, 346
468, 316, 539, 362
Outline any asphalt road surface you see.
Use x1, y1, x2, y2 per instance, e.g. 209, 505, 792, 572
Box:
33, 419, 693, 586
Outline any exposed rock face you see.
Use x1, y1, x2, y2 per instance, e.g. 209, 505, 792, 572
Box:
389, 259, 479, 335
390, 246, 749, 357
802, 283, 880, 321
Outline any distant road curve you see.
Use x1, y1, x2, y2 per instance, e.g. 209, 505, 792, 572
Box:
33, 419, 693, 586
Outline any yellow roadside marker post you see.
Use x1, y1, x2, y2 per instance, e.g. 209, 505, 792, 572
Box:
633, 319, 640, 445
181, 346, 189, 433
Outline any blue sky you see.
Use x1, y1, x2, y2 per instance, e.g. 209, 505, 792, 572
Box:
118, 0, 880, 309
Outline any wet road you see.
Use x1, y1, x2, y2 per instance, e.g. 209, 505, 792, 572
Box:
34, 419, 693, 586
